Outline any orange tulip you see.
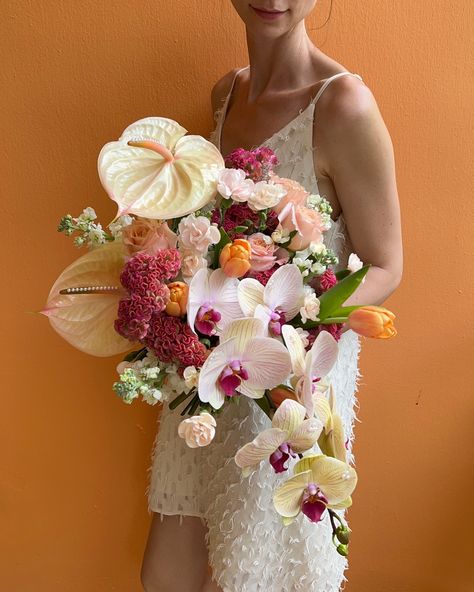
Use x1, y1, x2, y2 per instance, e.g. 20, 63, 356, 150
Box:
219, 239, 252, 278
347, 305, 397, 339
165, 281, 189, 317
268, 386, 298, 408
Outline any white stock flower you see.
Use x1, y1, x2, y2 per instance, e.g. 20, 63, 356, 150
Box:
108, 214, 134, 239
178, 413, 217, 448
347, 252, 363, 273
300, 287, 321, 323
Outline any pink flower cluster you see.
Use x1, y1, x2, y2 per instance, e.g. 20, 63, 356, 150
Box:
144, 313, 207, 368
313, 269, 337, 296
115, 249, 180, 342
307, 323, 343, 346
224, 147, 278, 182
211, 203, 279, 240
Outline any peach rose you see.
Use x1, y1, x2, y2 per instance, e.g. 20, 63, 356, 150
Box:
247, 232, 289, 272
178, 412, 217, 448
269, 174, 309, 215
165, 282, 189, 317
122, 218, 177, 256
347, 305, 397, 339
279, 204, 324, 251
180, 250, 208, 279
219, 239, 252, 278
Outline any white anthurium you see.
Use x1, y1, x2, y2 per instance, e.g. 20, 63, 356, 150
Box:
197, 318, 292, 410
98, 117, 225, 221
273, 454, 357, 525
187, 268, 243, 336
235, 399, 323, 477
282, 324, 339, 418
238, 264, 305, 337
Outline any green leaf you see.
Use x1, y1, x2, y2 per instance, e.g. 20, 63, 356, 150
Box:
330, 305, 362, 317
212, 227, 232, 267
318, 265, 370, 320
254, 394, 272, 419
233, 225, 248, 232
169, 390, 193, 411
123, 348, 148, 362
335, 269, 350, 280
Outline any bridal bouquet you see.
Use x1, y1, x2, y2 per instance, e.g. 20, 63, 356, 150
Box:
41, 117, 396, 555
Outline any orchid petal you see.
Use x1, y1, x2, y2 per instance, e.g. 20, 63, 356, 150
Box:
272, 399, 306, 433
235, 382, 265, 399
264, 264, 304, 320
220, 318, 265, 355
243, 337, 292, 389
254, 304, 271, 336
98, 117, 224, 220
329, 496, 353, 510
313, 394, 333, 433
282, 324, 306, 377
238, 278, 265, 317
289, 418, 323, 453
187, 267, 211, 333
318, 413, 347, 463
41, 241, 132, 356
209, 270, 242, 332
273, 471, 312, 518
310, 456, 358, 505
197, 338, 236, 409
293, 454, 321, 475
307, 330, 339, 379
235, 428, 288, 470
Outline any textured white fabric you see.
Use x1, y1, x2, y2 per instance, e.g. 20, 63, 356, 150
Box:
146, 68, 365, 591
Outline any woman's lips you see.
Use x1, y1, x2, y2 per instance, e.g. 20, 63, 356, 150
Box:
250, 5, 288, 21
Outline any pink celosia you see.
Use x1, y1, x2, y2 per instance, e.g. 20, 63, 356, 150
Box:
224, 147, 278, 182
319, 269, 337, 292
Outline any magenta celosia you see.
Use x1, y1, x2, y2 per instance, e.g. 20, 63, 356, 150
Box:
319, 269, 338, 292
115, 292, 168, 341
307, 323, 343, 347
144, 313, 207, 368
247, 265, 279, 286
224, 147, 278, 182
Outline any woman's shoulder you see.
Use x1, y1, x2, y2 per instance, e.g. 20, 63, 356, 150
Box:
210, 67, 243, 116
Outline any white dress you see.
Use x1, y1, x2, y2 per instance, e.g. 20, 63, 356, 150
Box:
147, 67, 365, 592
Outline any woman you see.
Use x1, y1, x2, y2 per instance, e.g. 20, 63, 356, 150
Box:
141, 2, 403, 591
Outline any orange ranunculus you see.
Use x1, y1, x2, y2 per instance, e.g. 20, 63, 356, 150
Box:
219, 239, 252, 278
268, 386, 298, 408
347, 305, 397, 339
165, 282, 189, 317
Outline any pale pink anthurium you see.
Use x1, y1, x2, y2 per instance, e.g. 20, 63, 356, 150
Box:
198, 318, 292, 410
98, 117, 225, 221
234, 399, 323, 477
273, 454, 357, 525
282, 324, 339, 418
187, 268, 243, 336
238, 264, 305, 337
40, 241, 133, 357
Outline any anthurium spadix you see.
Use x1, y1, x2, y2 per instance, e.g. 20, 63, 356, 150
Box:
282, 324, 339, 417
40, 241, 134, 357
198, 317, 292, 410
235, 399, 322, 476
98, 117, 225, 221
187, 268, 242, 336
273, 454, 357, 524
238, 264, 305, 336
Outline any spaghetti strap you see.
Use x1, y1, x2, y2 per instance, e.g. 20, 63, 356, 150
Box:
312, 71, 364, 106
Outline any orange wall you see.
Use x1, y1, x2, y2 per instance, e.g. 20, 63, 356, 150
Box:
2, 1, 473, 590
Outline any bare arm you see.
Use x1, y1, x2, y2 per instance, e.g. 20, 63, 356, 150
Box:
315, 77, 403, 308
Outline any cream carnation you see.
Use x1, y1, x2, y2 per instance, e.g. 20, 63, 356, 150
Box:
178, 413, 217, 448
247, 181, 287, 211
300, 288, 321, 323
178, 214, 220, 254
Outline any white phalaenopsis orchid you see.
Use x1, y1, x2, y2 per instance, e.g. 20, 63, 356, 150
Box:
187, 268, 242, 336
282, 325, 339, 417
273, 454, 357, 524
238, 264, 305, 337
198, 318, 292, 409
235, 399, 323, 476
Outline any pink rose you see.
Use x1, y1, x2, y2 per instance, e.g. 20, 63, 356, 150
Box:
178, 214, 221, 254
122, 218, 177, 256
269, 174, 309, 215
247, 232, 289, 272
279, 204, 324, 251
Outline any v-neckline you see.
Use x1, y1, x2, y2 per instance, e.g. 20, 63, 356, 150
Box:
217, 66, 318, 154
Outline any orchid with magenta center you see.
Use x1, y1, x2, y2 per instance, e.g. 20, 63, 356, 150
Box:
198, 318, 292, 409
282, 324, 339, 417
273, 454, 357, 525
235, 398, 322, 476
238, 264, 305, 336
187, 268, 242, 336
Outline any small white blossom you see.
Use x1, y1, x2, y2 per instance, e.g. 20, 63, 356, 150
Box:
300, 288, 321, 323
310, 262, 326, 275
80, 207, 97, 220
183, 366, 199, 390
347, 252, 363, 273
142, 387, 163, 405
309, 242, 327, 255
108, 214, 134, 239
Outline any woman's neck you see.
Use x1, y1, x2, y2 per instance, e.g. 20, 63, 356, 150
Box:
244, 21, 319, 102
